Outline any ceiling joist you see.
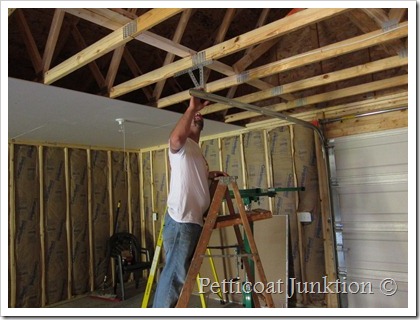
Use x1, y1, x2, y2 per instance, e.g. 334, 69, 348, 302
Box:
109, 8, 350, 99
218, 55, 408, 121
156, 21, 408, 110
9, 7, 409, 134
44, 8, 185, 84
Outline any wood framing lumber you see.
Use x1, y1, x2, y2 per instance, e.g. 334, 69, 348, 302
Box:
228, 75, 407, 123
156, 21, 408, 110
110, 8, 350, 98
212, 55, 407, 118
63, 8, 277, 93
245, 91, 408, 130
44, 8, 184, 84
213, 209, 272, 229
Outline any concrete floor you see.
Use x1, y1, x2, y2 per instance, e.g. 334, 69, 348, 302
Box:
47, 281, 242, 308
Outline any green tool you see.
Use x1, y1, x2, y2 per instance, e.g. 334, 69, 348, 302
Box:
229, 187, 305, 206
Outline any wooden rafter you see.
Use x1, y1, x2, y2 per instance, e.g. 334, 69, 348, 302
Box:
71, 27, 106, 89
110, 8, 350, 99
42, 9, 65, 73
230, 9, 304, 101
347, 9, 406, 56
122, 49, 154, 101
212, 55, 408, 120
226, 74, 408, 123
153, 9, 193, 100
227, 8, 270, 100
389, 8, 407, 22
105, 45, 125, 91
103, 8, 139, 92
156, 21, 408, 110
14, 9, 43, 75
44, 8, 184, 84
202, 56, 408, 122
246, 91, 408, 129
202, 8, 237, 85
63, 8, 272, 93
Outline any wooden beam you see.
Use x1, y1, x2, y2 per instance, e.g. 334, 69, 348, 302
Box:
156, 21, 408, 110
15, 9, 43, 75
228, 75, 407, 123
361, 8, 390, 24
38, 146, 46, 306
233, 9, 304, 75
324, 107, 408, 138
153, 9, 193, 100
105, 45, 125, 91
9, 144, 16, 307
63, 8, 272, 93
389, 8, 407, 22
86, 149, 95, 291
71, 27, 106, 89
202, 9, 237, 86
44, 8, 184, 84
64, 148, 72, 299
226, 8, 271, 101
245, 91, 408, 129
110, 8, 350, 98
122, 48, 154, 101
42, 9, 65, 73
347, 9, 406, 56
314, 127, 339, 307
224, 56, 408, 122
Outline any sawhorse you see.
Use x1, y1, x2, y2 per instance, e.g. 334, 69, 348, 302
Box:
176, 176, 275, 308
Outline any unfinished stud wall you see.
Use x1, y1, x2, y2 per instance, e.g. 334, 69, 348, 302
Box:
8, 144, 146, 308
9, 121, 342, 308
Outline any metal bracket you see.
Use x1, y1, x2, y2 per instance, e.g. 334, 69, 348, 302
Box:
123, 21, 137, 39
382, 19, 399, 32
174, 52, 213, 89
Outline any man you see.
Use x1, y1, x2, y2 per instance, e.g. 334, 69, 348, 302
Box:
152, 94, 211, 308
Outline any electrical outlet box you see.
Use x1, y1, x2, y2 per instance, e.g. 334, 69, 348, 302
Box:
152, 212, 158, 221
298, 211, 312, 223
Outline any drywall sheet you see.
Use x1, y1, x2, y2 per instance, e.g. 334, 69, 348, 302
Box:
255, 215, 288, 308
268, 127, 301, 304
91, 150, 110, 288
69, 149, 89, 295
202, 139, 220, 171
142, 152, 154, 250
13, 145, 41, 307
129, 153, 142, 241
243, 131, 269, 210
152, 149, 167, 240
111, 152, 128, 233
293, 126, 325, 304
43, 147, 68, 305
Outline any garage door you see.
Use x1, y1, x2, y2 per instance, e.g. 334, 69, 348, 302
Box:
328, 128, 408, 308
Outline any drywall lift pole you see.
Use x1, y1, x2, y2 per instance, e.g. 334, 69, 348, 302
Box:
189, 88, 340, 307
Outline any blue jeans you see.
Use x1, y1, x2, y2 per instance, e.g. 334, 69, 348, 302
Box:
152, 212, 202, 308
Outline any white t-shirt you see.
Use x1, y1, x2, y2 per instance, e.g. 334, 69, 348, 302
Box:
167, 138, 210, 226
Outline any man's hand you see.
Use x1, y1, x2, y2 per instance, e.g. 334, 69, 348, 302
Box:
208, 171, 228, 180
189, 95, 210, 113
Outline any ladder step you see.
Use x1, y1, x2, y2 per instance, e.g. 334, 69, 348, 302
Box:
211, 209, 272, 229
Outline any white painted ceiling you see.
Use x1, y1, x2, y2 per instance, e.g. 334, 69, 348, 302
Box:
8, 78, 242, 150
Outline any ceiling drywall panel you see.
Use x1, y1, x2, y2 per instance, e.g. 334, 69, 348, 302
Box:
8, 78, 242, 149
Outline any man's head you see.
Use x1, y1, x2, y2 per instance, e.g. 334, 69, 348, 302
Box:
192, 112, 204, 131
